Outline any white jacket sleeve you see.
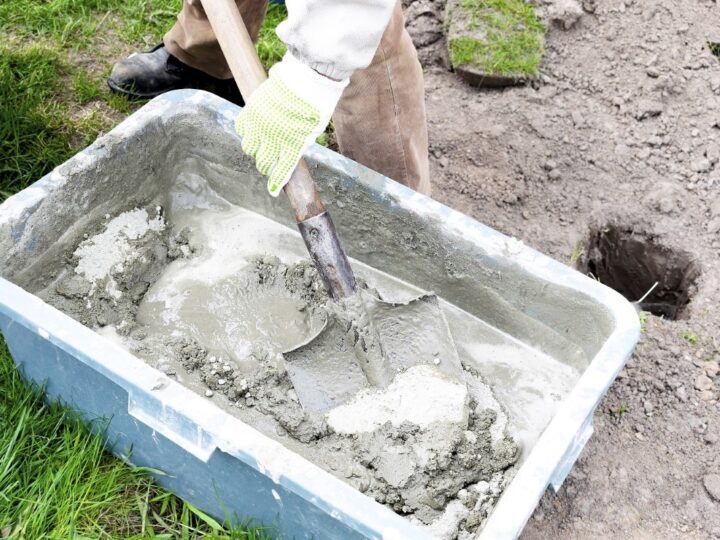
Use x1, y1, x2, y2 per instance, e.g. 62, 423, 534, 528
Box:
275, 0, 396, 81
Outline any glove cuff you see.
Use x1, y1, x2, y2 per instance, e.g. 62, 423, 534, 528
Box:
270, 52, 349, 128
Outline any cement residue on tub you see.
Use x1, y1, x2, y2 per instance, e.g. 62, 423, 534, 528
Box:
30, 184, 584, 536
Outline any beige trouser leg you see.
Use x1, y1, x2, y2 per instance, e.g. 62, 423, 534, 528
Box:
333, 1, 430, 195
165, 0, 269, 80
164, 0, 430, 195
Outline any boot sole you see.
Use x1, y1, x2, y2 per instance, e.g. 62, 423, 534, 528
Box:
107, 79, 176, 100
107, 78, 243, 106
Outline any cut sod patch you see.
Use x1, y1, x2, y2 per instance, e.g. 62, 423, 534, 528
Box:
445, 0, 545, 87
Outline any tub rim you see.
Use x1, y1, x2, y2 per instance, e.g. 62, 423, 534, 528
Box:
0, 89, 640, 539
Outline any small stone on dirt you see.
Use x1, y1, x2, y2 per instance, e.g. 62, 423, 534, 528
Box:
644, 182, 686, 214
705, 362, 720, 378
581, 0, 596, 13
635, 99, 664, 120
692, 158, 712, 173
703, 474, 720, 502
711, 198, 720, 218
548, 0, 583, 30
707, 145, 720, 165
695, 374, 714, 392
614, 144, 633, 157
706, 218, 720, 234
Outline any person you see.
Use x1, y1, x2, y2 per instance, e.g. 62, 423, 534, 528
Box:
108, 0, 430, 197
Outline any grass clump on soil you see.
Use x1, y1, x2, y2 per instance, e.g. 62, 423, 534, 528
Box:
709, 41, 720, 58
0, 339, 274, 539
448, 0, 544, 77
569, 243, 585, 265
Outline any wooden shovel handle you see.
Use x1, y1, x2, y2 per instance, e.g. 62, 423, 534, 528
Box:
200, 0, 325, 222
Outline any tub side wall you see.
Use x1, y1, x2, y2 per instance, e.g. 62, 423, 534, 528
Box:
0, 90, 641, 539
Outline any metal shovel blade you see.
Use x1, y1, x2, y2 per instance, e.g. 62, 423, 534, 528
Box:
283, 291, 464, 414
364, 293, 464, 383
282, 316, 369, 413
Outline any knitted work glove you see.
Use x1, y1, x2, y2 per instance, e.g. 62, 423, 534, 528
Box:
236, 53, 349, 196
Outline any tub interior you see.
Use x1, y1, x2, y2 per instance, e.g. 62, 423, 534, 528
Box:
0, 105, 615, 460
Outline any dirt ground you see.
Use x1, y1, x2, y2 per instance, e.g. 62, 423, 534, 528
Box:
403, 0, 720, 537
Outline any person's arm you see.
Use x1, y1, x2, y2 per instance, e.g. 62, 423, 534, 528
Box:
235, 0, 395, 196
277, 0, 396, 80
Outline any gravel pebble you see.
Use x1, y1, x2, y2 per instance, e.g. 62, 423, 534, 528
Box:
695, 374, 714, 392
703, 474, 720, 502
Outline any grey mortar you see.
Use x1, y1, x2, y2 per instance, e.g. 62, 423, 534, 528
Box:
26, 203, 521, 533
0, 107, 613, 535
37, 207, 191, 333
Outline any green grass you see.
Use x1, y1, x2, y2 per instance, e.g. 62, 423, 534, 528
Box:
0, 340, 274, 539
0, 0, 181, 48
257, 4, 288, 69
569, 243, 585, 265
709, 41, 720, 58
448, 0, 544, 77
0, 46, 78, 197
0, 1, 290, 204
609, 404, 628, 417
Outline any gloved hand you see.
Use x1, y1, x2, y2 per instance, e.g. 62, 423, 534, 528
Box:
236, 53, 349, 196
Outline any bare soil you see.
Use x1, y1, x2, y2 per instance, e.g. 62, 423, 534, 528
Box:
404, 0, 720, 537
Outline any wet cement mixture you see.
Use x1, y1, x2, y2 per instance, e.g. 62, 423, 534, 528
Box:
32, 197, 558, 537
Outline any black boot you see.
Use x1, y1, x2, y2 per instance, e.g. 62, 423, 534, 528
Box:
107, 43, 244, 105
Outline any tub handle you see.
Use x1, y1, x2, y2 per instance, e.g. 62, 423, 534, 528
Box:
128, 393, 216, 463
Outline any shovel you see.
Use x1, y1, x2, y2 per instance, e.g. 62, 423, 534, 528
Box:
201, 0, 464, 413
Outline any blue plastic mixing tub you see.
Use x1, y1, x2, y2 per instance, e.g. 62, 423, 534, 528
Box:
0, 90, 639, 539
